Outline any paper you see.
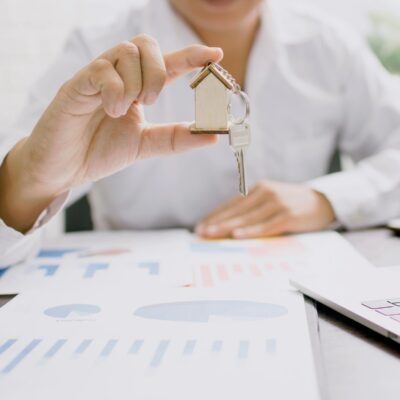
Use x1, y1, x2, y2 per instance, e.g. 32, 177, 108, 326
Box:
0, 230, 192, 294
0, 286, 320, 400
0, 230, 373, 295
0, 229, 372, 398
188, 231, 373, 290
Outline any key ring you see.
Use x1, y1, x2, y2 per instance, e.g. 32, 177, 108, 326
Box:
229, 90, 250, 125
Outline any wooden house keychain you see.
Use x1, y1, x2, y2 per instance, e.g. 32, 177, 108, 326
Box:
190, 62, 251, 196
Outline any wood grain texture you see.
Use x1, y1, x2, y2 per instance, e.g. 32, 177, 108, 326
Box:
194, 74, 229, 131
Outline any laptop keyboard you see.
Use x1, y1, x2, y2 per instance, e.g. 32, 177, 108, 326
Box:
362, 298, 400, 323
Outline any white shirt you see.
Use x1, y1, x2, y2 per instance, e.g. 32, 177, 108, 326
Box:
1, 0, 400, 267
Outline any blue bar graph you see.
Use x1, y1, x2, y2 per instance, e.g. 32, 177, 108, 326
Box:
2, 339, 42, 374
100, 340, 118, 357
44, 339, 67, 358
38, 249, 81, 258
211, 340, 223, 353
265, 339, 276, 354
0, 339, 17, 355
150, 340, 169, 368
38, 265, 59, 277
183, 340, 196, 356
75, 339, 93, 355
83, 263, 109, 278
129, 340, 144, 355
238, 341, 249, 360
0, 267, 10, 279
138, 262, 160, 275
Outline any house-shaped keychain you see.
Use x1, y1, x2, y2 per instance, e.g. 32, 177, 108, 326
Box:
189, 62, 251, 196
190, 62, 235, 134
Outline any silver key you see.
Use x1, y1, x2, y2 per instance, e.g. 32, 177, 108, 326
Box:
229, 123, 250, 196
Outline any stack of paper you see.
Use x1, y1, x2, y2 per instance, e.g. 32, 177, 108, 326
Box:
0, 229, 373, 399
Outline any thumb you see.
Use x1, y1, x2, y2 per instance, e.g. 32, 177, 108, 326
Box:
164, 45, 223, 84
137, 123, 218, 160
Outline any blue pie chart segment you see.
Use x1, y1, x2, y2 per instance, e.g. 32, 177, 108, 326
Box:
134, 301, 287, 322
44, 304, 101, 319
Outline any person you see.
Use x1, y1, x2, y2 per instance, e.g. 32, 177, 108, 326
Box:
1, 0, 400, 268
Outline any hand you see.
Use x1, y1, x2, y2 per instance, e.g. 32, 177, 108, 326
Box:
0, 36, 223, 232
196, 181, 336, 239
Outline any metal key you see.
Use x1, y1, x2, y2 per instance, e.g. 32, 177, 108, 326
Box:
229, 123, 250, 196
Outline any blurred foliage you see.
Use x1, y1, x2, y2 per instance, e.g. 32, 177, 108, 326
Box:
368, 12, 400, 74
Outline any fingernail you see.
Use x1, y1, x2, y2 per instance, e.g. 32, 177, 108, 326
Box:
233, 229, 244, 238
122, 100, 132, 115
206, 225, 219, 235
144, 92, 158, 105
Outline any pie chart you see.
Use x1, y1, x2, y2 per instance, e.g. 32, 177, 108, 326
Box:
134, 301, 287, 322
44, 304, 101, 319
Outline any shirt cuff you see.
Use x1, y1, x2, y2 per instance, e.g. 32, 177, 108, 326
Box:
308, 170, 381, 229
0, 191, 69, 267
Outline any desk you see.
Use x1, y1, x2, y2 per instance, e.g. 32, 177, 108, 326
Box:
0, 229, 399, 399
316, 229, 400, 400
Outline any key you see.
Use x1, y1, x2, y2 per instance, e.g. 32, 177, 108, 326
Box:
229, 123, 250, 196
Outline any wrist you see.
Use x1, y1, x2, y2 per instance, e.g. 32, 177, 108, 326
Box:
0, 139, 60, 232
313, 190, 336, 227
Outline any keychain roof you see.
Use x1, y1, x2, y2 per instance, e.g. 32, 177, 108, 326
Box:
190, 62, 234, 91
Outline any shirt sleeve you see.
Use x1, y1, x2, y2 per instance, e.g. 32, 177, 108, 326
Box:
0, 29, 93, 268
309, 27, 400, 229
0, 192, 69, 269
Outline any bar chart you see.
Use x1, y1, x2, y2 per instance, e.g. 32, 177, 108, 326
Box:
0, 336, 278, 375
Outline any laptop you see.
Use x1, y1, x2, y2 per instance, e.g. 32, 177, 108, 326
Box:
290, 266, 400, 344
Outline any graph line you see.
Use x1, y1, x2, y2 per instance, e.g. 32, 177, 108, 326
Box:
75, 339, 93, 355
150, 340, 169, 368
0, 339, 17, 355
100, 339, 118, 357
211, 340, 223, 353
238, 341, 249, 360
129, 340, 144, 355
265, 339, 276, 354
2, 339, 41, 374
183, 340, 196, 356
44, 339, 67, 358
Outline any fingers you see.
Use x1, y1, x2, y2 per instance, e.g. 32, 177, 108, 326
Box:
102, 41, 143, 111
137, 123, 218, 159
60, 58, 125, 118
100, 40, 222, 111
164, 45, 223, 83
232, 214, 288, 239
198, 202, 279, 238
100, 35, 167, 111
59, 38, 223, 120
197, 186, 267, 230
131, 35, 167, 105
196, 182, 287, 239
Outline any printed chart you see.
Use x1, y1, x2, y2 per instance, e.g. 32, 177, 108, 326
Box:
0, 230, 191, 294
188, 231, 372, 289
0, 288, 318, 399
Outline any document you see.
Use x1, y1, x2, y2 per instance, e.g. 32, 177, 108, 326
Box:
0, 230, 192, 294
0, 230, 373, 295
188, 231, 373, 290
0, 285, 320, 400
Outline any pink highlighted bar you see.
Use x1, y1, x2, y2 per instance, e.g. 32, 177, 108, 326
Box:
280, 262, 291, 272
250, 265, 263, 277
216, 264, 229, 281
201, 265, 214, 288
264, 263, 273, 271
233, 264, 243, 273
